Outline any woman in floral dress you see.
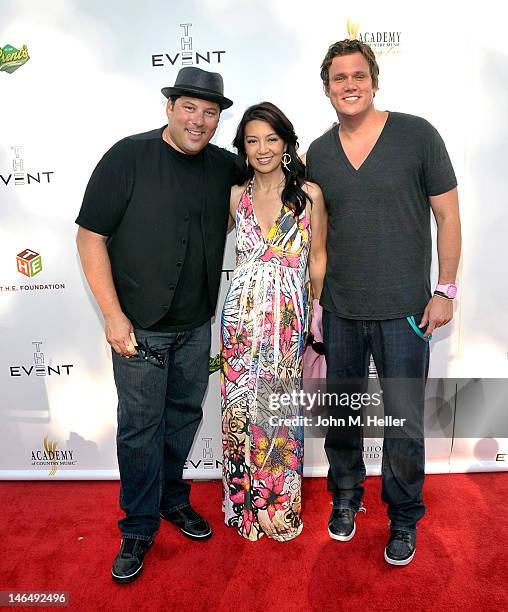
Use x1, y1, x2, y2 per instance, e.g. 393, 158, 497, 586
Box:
221, 102, 327, 541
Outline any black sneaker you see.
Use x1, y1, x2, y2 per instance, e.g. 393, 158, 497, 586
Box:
111, 537, 154, 584
328, 507, 357, 541
160, 504, 212, 541
384, 529, 416, 566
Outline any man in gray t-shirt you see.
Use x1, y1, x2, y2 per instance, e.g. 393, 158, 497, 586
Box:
306, 39, 461, 566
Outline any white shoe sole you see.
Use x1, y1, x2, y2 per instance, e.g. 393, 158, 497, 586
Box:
180, 526, 212, 539
384, 547, 416, 566
160, 512, 212, 540
111, 562, 143, 583
111, 538, 153, 583
328, 522, 356, 542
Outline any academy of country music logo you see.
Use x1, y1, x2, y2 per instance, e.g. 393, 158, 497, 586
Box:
184, 437, 221, 470
0, 249, 66, 293
9, 340, 74, 378
152, 22, 226, 69
346, 17, 401, 57
31, 436, 77, 476
0, 43, 29, 74
1, 145, 55, 187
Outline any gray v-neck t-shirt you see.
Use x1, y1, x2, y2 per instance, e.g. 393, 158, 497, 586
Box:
306, 111, 457, 320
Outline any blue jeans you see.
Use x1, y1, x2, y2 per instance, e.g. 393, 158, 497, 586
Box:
323, 311, 429, 532
112, 321, 211, 540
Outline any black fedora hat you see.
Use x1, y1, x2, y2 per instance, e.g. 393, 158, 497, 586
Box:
161, 66, 233, 110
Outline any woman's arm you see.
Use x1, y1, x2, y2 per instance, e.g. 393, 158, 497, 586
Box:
228, 183, 246, 231
306, 182, 327, 299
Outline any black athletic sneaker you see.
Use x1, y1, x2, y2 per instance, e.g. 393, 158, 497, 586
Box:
160, 504, 212, 540
384, 530, 416, 566
328, 507, 357, 541
111, 537, 154, 584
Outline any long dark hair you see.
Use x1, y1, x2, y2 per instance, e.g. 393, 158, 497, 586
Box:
233, 102, 311, 216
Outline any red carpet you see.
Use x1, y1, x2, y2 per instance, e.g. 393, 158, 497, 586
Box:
2, 473, 507, 612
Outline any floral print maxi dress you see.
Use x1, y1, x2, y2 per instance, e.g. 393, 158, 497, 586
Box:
221, 180, 310, 541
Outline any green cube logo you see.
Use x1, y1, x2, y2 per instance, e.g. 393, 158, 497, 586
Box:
16, 249, 42, 277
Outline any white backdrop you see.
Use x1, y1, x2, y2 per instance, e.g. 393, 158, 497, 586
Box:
1, 0, 507, 479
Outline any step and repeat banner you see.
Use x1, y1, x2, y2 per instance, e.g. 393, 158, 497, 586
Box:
1, 0, 507, 479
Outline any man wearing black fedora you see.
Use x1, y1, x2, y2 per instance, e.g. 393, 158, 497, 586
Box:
76, 67, 239, 583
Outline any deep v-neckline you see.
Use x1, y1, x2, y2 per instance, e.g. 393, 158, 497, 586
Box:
247, 179, 285, 243
336, 112, 390, 175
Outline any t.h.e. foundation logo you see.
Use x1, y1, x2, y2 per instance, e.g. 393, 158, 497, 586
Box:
1, 250, 65, 294
16, 249, 42, 278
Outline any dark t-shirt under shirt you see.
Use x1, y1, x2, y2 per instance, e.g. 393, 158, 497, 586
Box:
306, 112, 457, 320
146, 143, 210, 332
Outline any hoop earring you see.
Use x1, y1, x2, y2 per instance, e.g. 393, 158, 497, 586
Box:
281, 152, 291, 171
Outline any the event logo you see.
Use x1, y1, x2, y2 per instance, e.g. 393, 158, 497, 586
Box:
346, 17, 401, 57
184, 437, 221, 470
31, 436, 77, 476
0, 43, 29, 74
1, 145, 55, 187
152, 23, 226, 69
222, 268, 234, 281
9, 341, 74, 378
16, 249, 42, 278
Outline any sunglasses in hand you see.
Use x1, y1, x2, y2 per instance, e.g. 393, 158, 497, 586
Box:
306, 332, 325, 356
135, 340, 167, 368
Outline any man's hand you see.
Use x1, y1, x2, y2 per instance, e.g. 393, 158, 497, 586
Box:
419, 296, 454, 338
311, 299, 324, 341
76, 228, 136, 356
105, 312, 137, 356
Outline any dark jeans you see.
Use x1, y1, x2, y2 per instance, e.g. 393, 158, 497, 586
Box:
323, 310, 429, 532
112, 320, 211, 540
